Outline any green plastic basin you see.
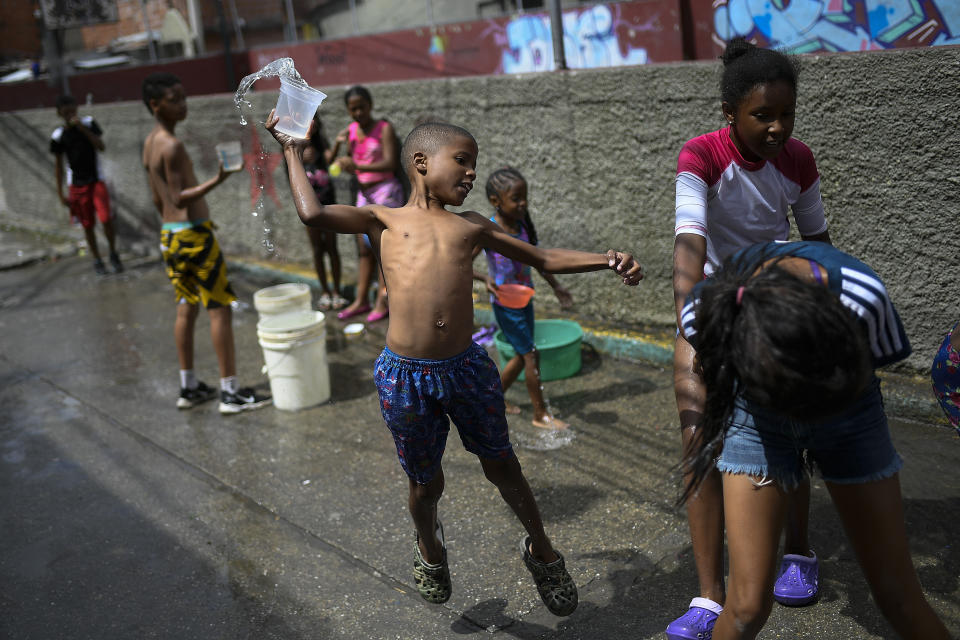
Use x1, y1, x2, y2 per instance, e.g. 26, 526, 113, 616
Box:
493, 319, 583, 381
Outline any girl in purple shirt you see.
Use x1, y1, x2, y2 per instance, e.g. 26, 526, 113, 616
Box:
475, 167, 573, 430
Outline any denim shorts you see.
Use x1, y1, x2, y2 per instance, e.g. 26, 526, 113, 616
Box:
493, 301, 535, 355
374, 343, 515, 484
717, 377, 903, 488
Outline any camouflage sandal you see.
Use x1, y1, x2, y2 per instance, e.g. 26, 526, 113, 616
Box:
521, 536, 579, 616
413, 520, 451, 604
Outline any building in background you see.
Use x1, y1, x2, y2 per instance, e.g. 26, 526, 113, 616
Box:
2, 0, 958, 103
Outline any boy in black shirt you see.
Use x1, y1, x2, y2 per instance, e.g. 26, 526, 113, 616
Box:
50, 95, 123, 274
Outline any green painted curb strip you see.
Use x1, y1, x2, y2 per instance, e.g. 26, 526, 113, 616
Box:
472, 306, 674, 368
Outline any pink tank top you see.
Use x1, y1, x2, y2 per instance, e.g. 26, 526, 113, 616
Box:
348, 120, 394, 185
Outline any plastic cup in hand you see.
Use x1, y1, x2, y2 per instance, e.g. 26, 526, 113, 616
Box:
274, 78, 327, 139
215, 141, 243, 171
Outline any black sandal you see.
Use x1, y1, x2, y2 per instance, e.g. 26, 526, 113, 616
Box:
521, 536, 578, 616
413, 520, 451, 604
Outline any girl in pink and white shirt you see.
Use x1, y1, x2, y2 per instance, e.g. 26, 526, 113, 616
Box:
667, 38, 832, 640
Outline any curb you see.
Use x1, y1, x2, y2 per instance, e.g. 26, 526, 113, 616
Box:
227, 258, 951, 429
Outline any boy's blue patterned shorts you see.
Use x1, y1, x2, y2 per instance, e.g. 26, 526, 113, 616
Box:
374, 343, 515, 484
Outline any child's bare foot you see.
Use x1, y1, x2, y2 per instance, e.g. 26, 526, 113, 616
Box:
532, 414, 569, 430
504, 402, 522, 415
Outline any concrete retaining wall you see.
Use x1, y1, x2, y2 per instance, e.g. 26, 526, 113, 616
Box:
1, 45, 957, 372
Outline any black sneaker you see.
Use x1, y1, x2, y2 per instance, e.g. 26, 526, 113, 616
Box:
93, 259, 107, 275
219, 387, 272, 414
109, 252, 124, 273
177, 381, 218, 409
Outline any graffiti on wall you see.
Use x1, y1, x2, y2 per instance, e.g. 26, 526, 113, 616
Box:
487, 3, 658, 74
713, 0, 960, 52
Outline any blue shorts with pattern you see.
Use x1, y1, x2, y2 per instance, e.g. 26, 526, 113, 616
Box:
374, 342, 515, 484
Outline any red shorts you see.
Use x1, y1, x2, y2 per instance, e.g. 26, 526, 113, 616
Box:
69, 181, 111, 229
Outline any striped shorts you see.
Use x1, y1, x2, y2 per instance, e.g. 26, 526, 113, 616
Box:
160, 220, 237, 309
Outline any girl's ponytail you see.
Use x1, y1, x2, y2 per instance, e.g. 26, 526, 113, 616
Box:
522, 210, 538, 246
720, 36, 753, 66
680, 267, 748, 503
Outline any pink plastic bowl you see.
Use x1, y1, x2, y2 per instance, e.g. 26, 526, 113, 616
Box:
495, 284, 535, 309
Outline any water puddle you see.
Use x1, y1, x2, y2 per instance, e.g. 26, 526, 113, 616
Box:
515, 427, 576, 451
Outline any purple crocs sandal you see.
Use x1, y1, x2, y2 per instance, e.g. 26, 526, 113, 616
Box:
773, 552, 819, 606
665, 597, 723, 640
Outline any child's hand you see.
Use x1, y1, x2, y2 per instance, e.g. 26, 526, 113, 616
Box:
606, 250, 644, 285
554, 286, 574, 309
484, 276, 499, 296
215, 160, 230, 183
302, 146, 317, 164
338, 156, 357, 174
335, 128, 349, 144
265, 109, 312, 152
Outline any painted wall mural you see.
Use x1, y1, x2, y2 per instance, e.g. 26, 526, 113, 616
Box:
486, 3, 656, 74
711, 0, 960, 53
245, 1, 682, 92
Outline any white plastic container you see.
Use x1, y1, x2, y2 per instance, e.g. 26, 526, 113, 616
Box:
215, 141, 243, 171
273, 78, 327, 139
253, 283, 312, 322
257, 310, 330, 411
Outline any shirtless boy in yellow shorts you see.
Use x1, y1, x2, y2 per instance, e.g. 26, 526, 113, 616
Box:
142, 72, 270, 414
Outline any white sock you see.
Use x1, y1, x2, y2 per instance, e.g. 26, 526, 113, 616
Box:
180, 369, 197, 390
220, 376, 238, 394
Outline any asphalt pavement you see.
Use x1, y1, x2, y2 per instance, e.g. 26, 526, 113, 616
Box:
1, 237, 957, 640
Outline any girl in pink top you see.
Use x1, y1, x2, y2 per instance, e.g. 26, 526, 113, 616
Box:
329, 86, 402, 323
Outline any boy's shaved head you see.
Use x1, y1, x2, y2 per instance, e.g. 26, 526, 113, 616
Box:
401, 122, 476, 174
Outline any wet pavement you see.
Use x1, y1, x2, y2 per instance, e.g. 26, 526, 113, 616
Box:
1, 245, 958, 640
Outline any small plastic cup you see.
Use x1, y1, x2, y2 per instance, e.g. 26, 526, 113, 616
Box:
273, 78, 327, 139
495, 284, 535, 309
215, 141, 243, 172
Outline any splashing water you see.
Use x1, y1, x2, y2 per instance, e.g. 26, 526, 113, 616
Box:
234, 57, 309, 126
516, 428, 576, 451
235, 58, 304, 254
252, 193, 278, 256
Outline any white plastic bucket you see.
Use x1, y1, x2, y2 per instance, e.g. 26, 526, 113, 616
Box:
273, 78, 327, 139
257, 310, 330, 411
253, 283, 312, 322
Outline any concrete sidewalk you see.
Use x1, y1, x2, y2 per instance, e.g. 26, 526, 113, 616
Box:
1, 251, 958, 640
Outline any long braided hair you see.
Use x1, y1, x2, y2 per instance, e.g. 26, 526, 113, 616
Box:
485, 166, 537, 245
680, 250, 872, 503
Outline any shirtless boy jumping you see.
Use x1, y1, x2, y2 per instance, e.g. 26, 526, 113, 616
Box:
142, 72, 270, 414
269, 113, 642, 615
